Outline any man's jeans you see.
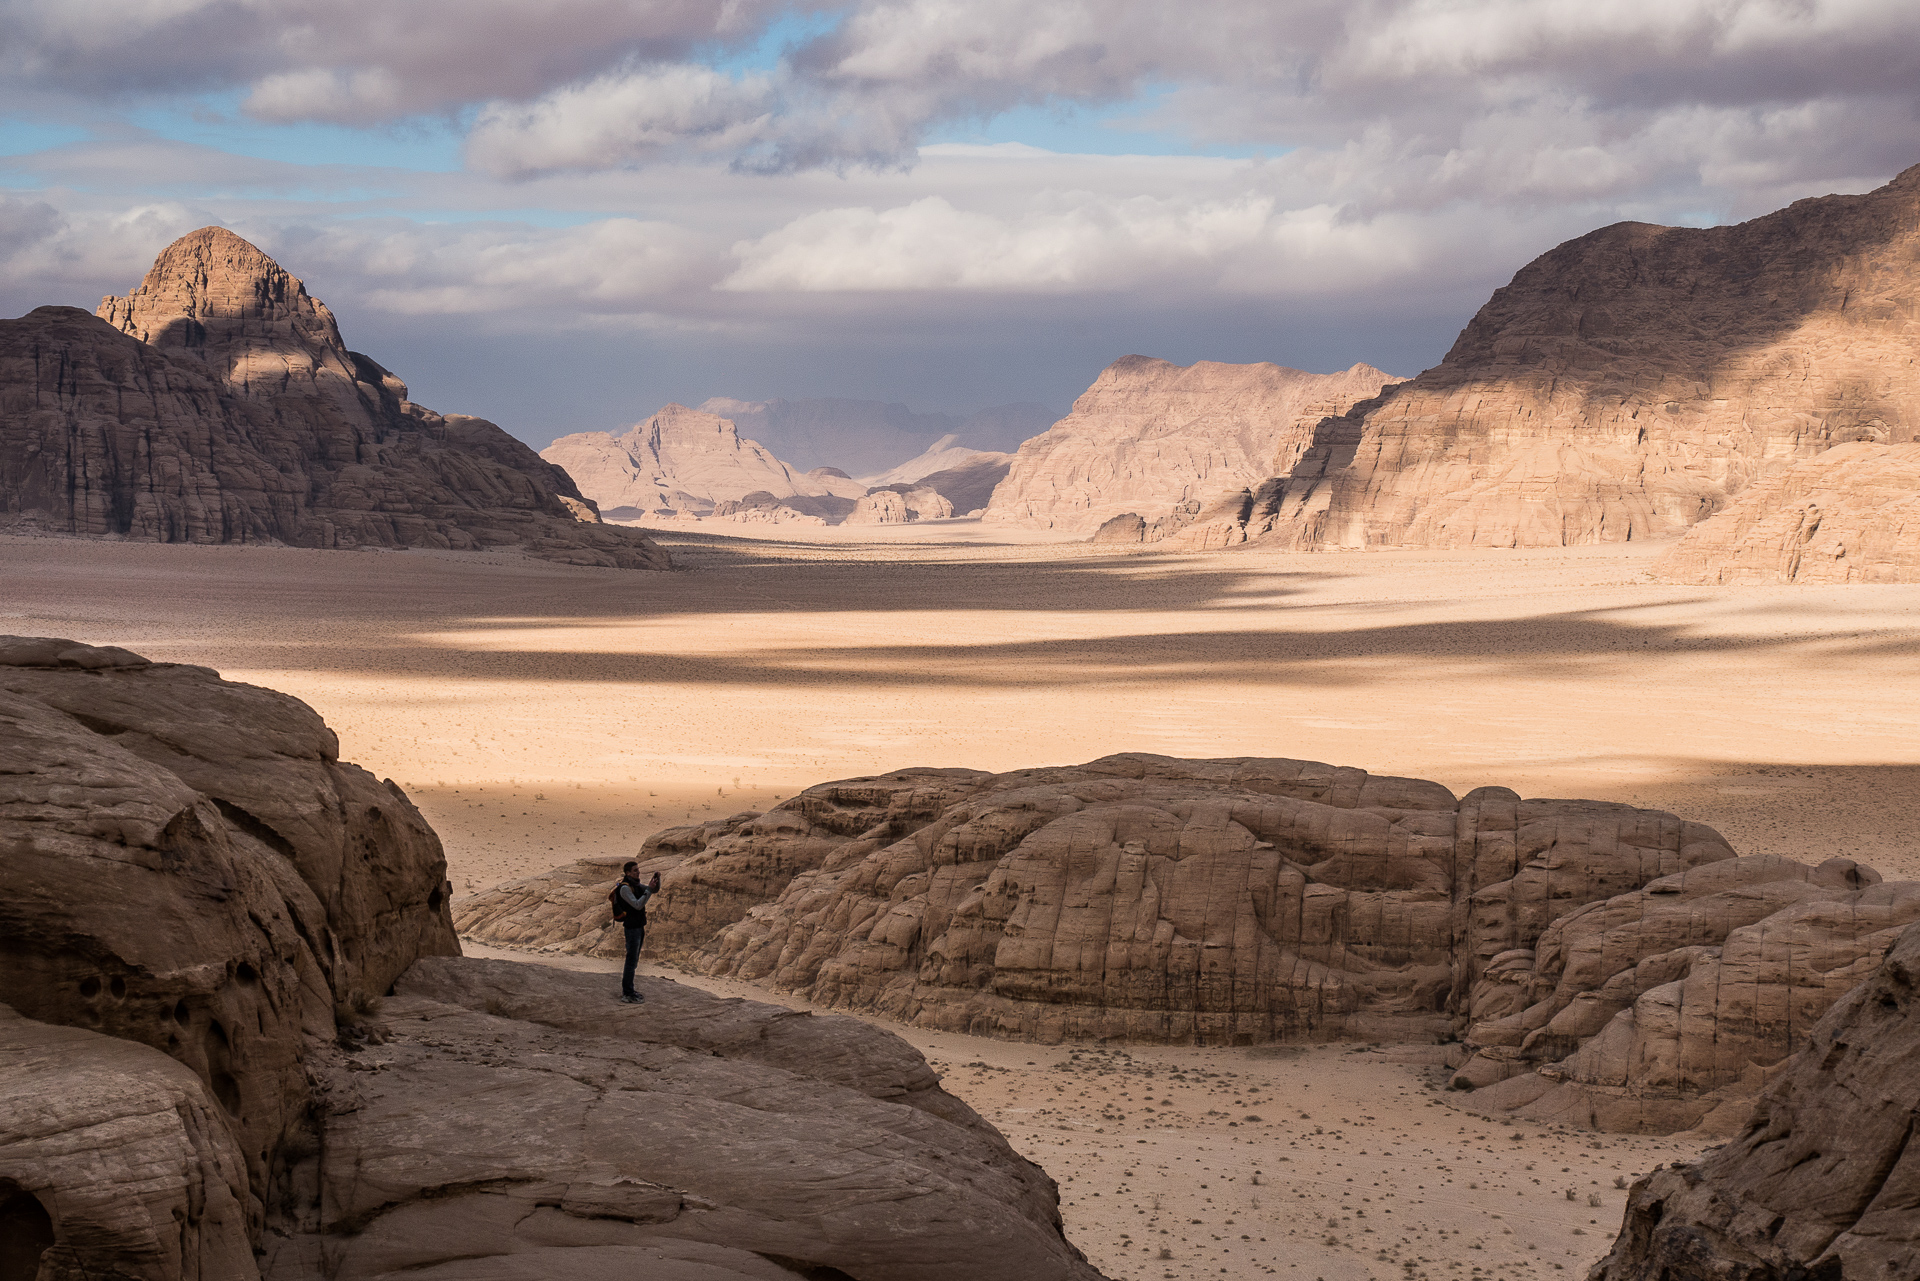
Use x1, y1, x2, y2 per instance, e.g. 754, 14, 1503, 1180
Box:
622, 923, 647, 997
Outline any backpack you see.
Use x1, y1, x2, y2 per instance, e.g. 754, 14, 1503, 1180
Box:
608, 883, 628, 923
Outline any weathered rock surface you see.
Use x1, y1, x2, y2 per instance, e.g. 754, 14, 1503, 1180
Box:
1590, 920, 1920, 1281
0, 1006, 257, 1281
982, 357, 1401, 538
845, 484, 954, 524
0, 228, 667, 569
1451, 855, 1920, 1133
1654, 441, 1920, 584
0, 633, 460, 1220
263, 958, 1102, 1281
1230, 163, 1920, 551
1, 635, 1109, 1281
544, 403, 868, 518
460, 754, 1736, 1048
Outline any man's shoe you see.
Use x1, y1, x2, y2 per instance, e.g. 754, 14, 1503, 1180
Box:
620, 993, 644, 1004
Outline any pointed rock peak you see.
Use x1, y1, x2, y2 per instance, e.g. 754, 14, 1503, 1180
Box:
96, 227, 354, 390
633, 403, 745, 440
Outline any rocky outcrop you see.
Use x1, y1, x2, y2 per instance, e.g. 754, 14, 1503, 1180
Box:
1590, 920, 1920, 1281
460, 754, 1736, 1045
1654, 441, 1920, 584
982, 357, 1401, 538
1450, 855, 1920, 1133
0, 228, 667, 569
845, 484, 954, 524
0, 633, 460, 1223
1228, 163, 1920, 551
461, 754, 1920, 1134
263, 958, 1102, 1281
543, 403, 868, 518
0, 635, 1108, 1281
0, 1006, 256, 1281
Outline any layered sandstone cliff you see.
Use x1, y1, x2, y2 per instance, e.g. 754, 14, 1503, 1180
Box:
0, 636, 1106, 1281
1654, 440, 1920, 583
0, 228, 667, 568
981, 357, 1401, 538
460, 754, 1919, 1134
1225, 164, 1920, 550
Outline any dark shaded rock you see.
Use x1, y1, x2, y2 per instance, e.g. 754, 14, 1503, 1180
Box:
0, 228, 668, 569
1589, 920, 1920, 1281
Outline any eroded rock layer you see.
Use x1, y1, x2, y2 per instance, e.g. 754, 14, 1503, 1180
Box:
1654, 441, 1920, 583
0, 228, 667, 568
983, 357, 1401, 538
1589, 920, 1920, 1281
1230, 163, 1920, 550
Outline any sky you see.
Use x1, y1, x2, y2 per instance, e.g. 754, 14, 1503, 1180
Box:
2, 0, 1917, 448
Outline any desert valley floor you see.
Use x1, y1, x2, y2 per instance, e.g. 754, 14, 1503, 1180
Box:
7, 520, 1919, 1280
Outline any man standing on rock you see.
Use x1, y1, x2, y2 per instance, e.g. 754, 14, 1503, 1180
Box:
613, 862, 662, 1004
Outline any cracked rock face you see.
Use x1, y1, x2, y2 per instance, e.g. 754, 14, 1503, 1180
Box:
1224, 162, 1920, 551
1654, 441, 1920, 584
459, 753, 1737, 1050
265, 958, 1101, 1281
981, 356, 1401, 540
0, 227, 668, 569
0, 634, 459, 1264
1450, 854, 1920, 1133
1589, 920, 1920, 1281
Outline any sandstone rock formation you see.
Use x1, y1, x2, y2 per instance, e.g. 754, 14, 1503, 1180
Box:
1450, 855, 1920, 1132
543, 403, 868, 518
845, 485, 954, 524
982, 357, 1401, 539
461, 754, 1735, 1044
0, 632, 459, 1219
0, 228, 667, 569
0, 635, 1107, 1281
1225, 163, 1920, 551
1590, 920, 1920, 1281
0, 1005, 256, 1280
263, 958, 1102, 1281
1654, 441, 1920, 584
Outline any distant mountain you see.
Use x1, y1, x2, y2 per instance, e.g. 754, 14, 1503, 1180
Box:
0, 228, 667, 569
982, 357, 1402, 540
695, 397, 1057, 476
542, 403, 866, 518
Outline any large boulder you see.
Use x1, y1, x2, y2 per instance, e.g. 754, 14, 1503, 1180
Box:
1589, 920, 1920, 1281
0, 634, 459, 1224
460, 754, 1737, 1048
0, 228, 668, 569
1223, 162, 1920, 551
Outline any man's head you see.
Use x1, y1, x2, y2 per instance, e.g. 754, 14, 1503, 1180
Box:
622, 860, 639, 879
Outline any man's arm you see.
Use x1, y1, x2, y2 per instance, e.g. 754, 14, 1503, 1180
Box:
618, 883, 649, 910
